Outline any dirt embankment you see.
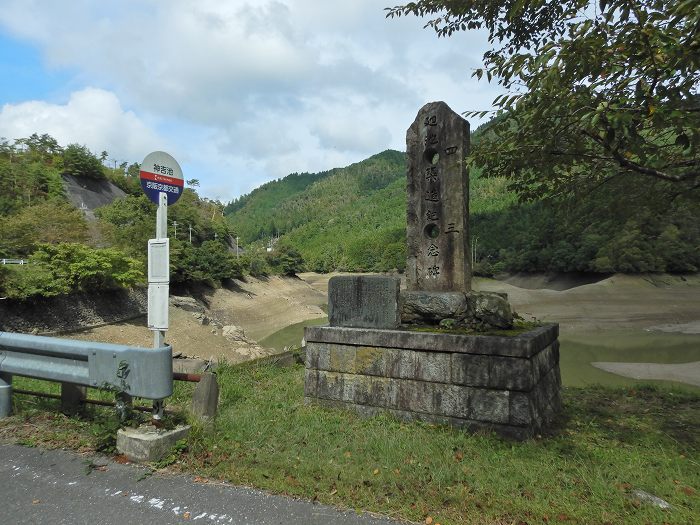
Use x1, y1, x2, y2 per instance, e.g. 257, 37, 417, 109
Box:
3, 272, 698, 363
0, 275, 327, 363
475, 273, 700, 334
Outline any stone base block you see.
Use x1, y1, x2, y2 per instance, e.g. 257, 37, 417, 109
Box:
304, 324, 561, 440
116, 424, 190, 462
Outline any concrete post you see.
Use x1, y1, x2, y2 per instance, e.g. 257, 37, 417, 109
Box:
191, 372, 219, 422
60, 382, 87, 415
0, 373, 12, 418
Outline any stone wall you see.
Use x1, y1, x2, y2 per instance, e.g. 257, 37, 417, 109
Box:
0, 288, 147, 334
304, 324, 561, 440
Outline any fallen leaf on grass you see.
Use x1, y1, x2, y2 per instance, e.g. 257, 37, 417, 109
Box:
680, 486, 696, 496
557, 513, 570, 521
425, 517, 433, 525
454, 451, 464, 462
373, 468, 380, 475
344, 451, 352, 458
330, 488, 337, 496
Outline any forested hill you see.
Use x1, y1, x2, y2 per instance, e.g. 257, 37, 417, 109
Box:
226, 150, 699, 275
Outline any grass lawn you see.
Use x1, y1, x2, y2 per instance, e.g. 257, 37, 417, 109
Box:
1, 363, 698, 525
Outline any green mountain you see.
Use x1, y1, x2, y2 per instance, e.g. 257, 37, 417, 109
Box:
226, 148, 700, 275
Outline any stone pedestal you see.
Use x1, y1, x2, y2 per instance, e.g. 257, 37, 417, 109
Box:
304, 324, 561, 440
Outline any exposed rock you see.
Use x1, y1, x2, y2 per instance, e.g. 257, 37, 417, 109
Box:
467, 291, 513, 329
192, 312, 210, 325
401, 291, 468, 324
170, 296, 205, 314
400, 290, 512, 330
0, 288, 147, 334
631, 489, 672, 509
222, 325, 251, 343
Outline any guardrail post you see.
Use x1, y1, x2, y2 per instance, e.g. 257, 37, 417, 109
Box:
60, 383, 86, 415
0, 373, 12, 418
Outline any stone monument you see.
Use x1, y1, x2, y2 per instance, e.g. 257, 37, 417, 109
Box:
304, 102, 562, 439
402, 102, 512, 330
406, 101, 471, 292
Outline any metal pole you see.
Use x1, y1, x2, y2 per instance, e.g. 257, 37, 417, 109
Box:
236, 236, 239, 258
0, 372, 12, 418
152, 192, 168, 421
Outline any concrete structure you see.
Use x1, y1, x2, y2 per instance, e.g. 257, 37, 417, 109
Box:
116, 425, 191, 463
305, 324, 561, 440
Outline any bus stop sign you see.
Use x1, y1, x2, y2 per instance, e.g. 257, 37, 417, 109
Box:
139, 151, 184, 205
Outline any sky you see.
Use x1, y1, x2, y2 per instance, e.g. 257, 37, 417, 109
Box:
0, 0, 499, 203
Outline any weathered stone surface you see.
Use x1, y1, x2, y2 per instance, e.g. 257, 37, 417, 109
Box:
116, 425, 190, 463
466, 291, 513, 329
328, 275, 401, 329
305, 325, 562, 440
470, 389, 510, 424
401, 291, 468, 324
191, 372, 219, 421
355, 346, 386, 375
385, 348, 450, 382
170, 295, 205, 314
303, 368, 319, 397
305, 324, 559, 358
406, 101, 471, 292
305, 397, 538, 440
222, 325, 251, 343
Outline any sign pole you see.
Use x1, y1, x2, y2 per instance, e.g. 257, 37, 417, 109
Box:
152, 192, 168, 420
140, 150, 184, 422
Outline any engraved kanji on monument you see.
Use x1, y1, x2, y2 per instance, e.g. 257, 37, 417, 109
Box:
406, 101, 471, 292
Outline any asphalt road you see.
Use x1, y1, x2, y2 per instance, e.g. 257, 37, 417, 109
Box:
0, 444, 403, 525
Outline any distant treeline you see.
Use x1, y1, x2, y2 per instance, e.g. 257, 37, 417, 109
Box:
226, 150, 699, 274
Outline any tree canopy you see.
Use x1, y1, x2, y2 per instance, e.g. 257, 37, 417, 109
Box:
387, 0, 700, 199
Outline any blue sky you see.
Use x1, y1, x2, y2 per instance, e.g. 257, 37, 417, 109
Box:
0, 1, 498, 202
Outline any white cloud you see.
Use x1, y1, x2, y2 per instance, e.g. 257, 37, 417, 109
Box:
0, 88, 162, 163
0, 0, 501, 201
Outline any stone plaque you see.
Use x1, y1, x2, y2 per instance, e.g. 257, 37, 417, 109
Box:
328, 275, 401, 329
406, 101, 471, 292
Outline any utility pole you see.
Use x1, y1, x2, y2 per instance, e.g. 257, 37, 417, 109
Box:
189, 224, 193, 244
172, 221, 178, 238
236, 236, 240, 258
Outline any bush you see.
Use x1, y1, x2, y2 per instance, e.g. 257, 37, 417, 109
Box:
0, 243, 145, 298
266, 244, 304, 276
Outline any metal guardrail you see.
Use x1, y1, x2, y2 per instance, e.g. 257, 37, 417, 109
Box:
1, 259, 27, 265
0, 331, 173, 418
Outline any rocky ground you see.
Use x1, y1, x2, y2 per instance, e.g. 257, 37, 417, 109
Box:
56, 275, 327, 362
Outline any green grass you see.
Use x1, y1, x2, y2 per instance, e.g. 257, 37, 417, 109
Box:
2, 366, 698, 524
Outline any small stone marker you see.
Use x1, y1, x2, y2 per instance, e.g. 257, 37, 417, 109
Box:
328, 275, 401, 329
191, 372, 220, 422
406, 101, 471, 292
